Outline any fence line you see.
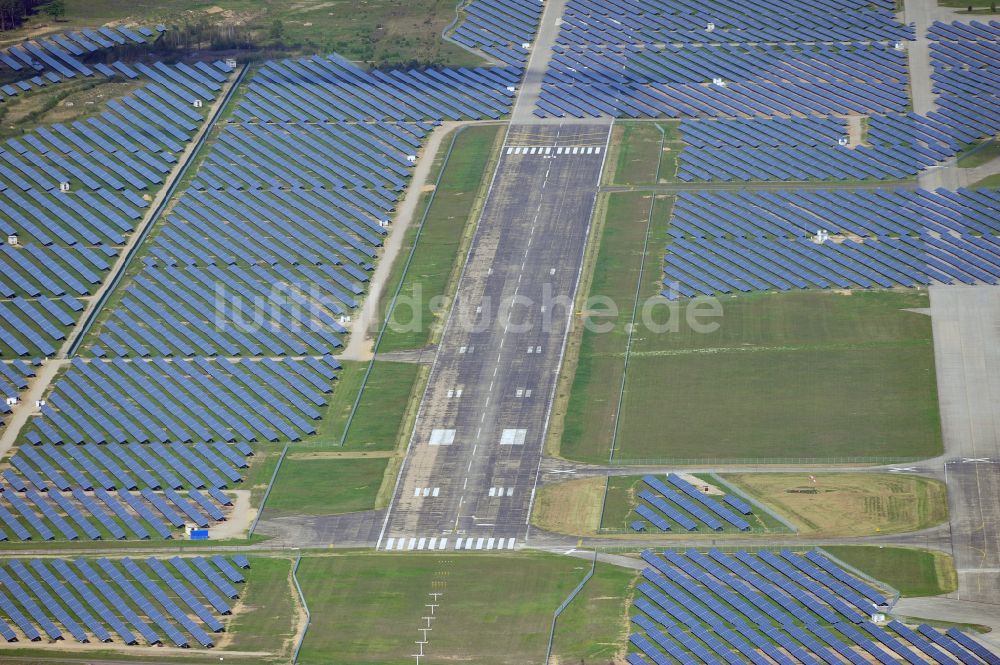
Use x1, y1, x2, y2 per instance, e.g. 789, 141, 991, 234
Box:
291, 551, 310, 664
608, 122, 666, 463
247, 443, 289, 538
605, 455, 928, 466
544, 551, 597, 664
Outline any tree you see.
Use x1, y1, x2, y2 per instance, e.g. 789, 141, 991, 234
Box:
43, 0, 65, 20
269, 18, 285, 41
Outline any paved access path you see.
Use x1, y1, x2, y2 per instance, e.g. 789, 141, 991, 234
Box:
510, 0, 576, 124
340, 121, 469, 361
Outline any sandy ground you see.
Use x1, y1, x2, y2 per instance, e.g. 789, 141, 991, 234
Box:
204, 489, 254, 540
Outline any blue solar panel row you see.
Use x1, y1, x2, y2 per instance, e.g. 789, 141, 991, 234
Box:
0, 484, 232, 541
10, 441, 248, 493
660, 188, 1000, 298
448, 0, 542, 66
23, 357, 337, 445
0, 556, 245, 644
535, 0, 909, 118
236, 54, 520, 123
668, 188, 1000, 240
0, 360, 36, 417
0, 61, 233, 359
630, 549, 993, 664
677, 144, 929, 182
0, 25, 165, 93
557, 0, 905, 46
631, 475, 755, 532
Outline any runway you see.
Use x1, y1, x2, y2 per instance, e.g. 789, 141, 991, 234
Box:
377, 123, 611, 551
929, 285, 1000, 604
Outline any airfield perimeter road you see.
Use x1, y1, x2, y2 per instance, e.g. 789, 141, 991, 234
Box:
377, 123, 611, 551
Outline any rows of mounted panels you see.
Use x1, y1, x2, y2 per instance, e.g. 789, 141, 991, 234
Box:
2, 49, 526, 541
661, 188, 1000, 298
535, 0, 912, 120
0, 24, 165, 99
449, 0, 543, 66
0, 555, 249, 647
0, 60, 231, 360
670, 21, 1000, 183
79, 53, 522, 360
628, 549, 998, 665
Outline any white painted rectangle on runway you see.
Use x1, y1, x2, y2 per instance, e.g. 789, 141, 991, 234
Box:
438, 538, 448, 550
488, 487, 496, 496
429, 537, 437, 549
408, 537, 416, 550
397, 539, 407, 551
465, 539, 475, 550
429, 429, 455, 446
506, 147, 513, 154
476, 537, 484, 550
496, 538, 506, 549
385, 537, 395, 550
507, 487, 514, 496
417, 537, 426, 550
487, 537, 495, 550
556, 147, 564, 154
500, 429, 527, 445
507, 539, 516, 550
454, 537, 464, 549
432, 487, 440, 497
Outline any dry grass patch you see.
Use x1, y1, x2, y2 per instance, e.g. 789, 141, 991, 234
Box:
723, 473, 948, 537
531, 476, 606, 536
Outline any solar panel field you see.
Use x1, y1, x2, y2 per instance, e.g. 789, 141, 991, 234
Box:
1, 0, 999, 662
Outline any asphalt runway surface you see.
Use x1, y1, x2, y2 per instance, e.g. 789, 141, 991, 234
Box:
377, 123, 611, 551
930, 285, 1000, 604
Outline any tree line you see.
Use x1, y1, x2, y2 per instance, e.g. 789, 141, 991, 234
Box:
0, 0, 50, 32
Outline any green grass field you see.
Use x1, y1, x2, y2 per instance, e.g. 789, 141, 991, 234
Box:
295, 552, 622, 664
823, 546, 958, 597
378, 124, 502, 352
609, 121, 681, 185
550, 562, 637, 662
562, 286, 942, 463
972, 173, 1000, 188
303, 360, 422, 451
557, 192, 665, 460
613, 290, 941, 462
937, 0, 998, 10
263, 456, 389, 517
